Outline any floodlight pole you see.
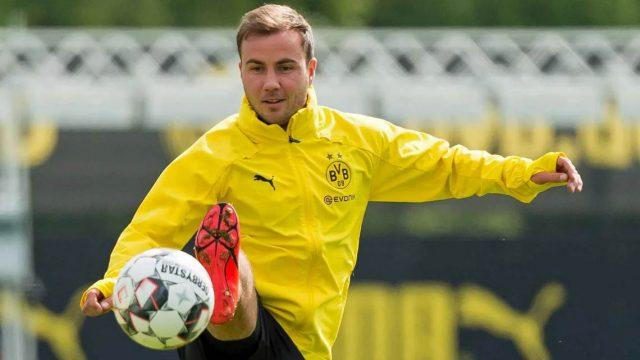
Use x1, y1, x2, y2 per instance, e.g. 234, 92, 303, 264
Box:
0, 87, 36, 360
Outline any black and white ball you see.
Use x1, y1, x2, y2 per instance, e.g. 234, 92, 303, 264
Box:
112, 248, 214, 350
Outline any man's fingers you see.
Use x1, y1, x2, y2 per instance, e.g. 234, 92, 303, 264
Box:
82, 289, 108, 317
558, 157, 583, 192
530, 171, 568, 185
101, 296, 113, 311
567, 173, 583, 193
82, 294, 102, 316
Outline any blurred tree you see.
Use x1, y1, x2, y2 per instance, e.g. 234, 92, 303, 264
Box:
315, 0, 378, 26
473, 0, 522, 26
73, 0, 174, 27
2, 0, 640, 27
172, 1, 257, 27
614, 0, 640, 25
371, 0, 475, 26
585, 0, 640, 26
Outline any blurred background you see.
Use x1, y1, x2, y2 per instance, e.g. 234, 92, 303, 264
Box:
1, 1, 640, 359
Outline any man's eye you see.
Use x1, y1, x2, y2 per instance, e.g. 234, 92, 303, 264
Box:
279, 65, 294, 72
249, 66, 263, 72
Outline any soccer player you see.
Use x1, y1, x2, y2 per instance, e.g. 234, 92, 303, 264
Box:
81, 4, 583, 360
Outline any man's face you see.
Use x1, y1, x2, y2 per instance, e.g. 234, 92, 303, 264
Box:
239, 30, 317, 127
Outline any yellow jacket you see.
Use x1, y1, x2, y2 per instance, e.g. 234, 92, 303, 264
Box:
83, 88, 562, 359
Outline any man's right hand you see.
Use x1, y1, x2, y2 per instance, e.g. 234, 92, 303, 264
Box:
82, 288, 113, 317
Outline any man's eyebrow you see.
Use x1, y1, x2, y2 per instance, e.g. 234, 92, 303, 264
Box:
244, 58, 298, 65
276, 59, 297, 64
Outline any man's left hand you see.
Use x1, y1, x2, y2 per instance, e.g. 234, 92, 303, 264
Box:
530, 156, 583, 193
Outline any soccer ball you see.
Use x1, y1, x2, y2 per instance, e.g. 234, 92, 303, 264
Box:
112, 248, 214, 350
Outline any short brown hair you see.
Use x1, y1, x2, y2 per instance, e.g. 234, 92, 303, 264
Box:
237, 4, 314, 63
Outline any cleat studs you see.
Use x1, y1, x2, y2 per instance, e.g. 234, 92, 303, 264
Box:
222, 207, 234, 226
201, 253, 210, 264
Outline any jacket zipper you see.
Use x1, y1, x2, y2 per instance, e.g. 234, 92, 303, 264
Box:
286, 138, 321, 323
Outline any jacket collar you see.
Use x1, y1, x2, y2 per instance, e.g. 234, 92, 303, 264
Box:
237, 87, 320, 144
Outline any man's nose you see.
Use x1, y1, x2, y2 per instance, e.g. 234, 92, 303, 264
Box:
263, 68, 280, 91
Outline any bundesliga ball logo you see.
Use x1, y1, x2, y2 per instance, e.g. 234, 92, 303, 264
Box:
112, 248, 214, 350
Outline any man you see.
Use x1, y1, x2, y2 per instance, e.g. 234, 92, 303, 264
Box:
81, 4, 583, 360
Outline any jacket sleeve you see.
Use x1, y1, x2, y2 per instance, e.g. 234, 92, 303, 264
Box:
368, 121, 564, 203
80, 134, 229, 306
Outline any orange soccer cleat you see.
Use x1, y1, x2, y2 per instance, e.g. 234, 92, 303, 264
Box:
194, 203, 241, 325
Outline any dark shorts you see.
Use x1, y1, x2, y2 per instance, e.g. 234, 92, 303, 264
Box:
177, 300, 303, 360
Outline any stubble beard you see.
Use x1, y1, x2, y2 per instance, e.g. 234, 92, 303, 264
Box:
249, 89, 308, 128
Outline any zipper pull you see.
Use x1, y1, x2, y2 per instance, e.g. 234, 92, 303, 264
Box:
288, 135, 301, 143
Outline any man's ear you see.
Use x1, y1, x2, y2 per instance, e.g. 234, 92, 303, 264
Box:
308, 57, 318, 84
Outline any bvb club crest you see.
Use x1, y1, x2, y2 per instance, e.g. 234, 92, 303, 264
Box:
326, 160, 351, 189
